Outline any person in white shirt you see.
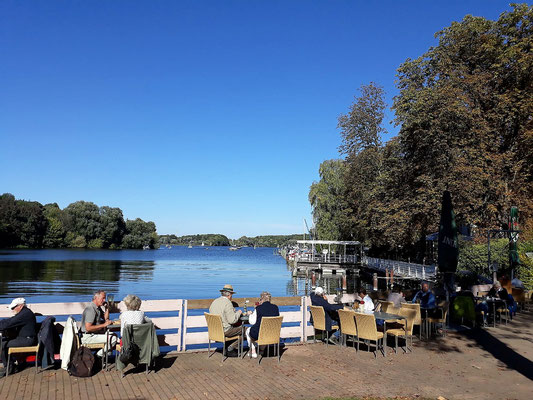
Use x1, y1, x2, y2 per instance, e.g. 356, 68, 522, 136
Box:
119, 294, 151, 335
358, 288, 374, 313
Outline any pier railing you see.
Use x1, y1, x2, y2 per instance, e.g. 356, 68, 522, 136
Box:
362, 256, 436, 279
295, 253, 358, 264
0, 297, 319, 353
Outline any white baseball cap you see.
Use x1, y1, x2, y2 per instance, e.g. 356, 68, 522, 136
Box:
315, 287, 324, 295
8, 297, 26, 309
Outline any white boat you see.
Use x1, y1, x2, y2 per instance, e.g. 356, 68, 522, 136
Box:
143, 245, 150, 250
229, 246, 241, 251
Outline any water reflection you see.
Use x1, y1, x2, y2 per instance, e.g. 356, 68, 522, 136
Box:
0, 259, 155, 297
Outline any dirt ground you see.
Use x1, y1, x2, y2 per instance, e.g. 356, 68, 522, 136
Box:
1, 310, 532, 400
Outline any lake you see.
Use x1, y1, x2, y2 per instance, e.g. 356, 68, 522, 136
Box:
0, 246, 313, 304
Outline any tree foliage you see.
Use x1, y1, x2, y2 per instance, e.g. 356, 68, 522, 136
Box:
0, 194, 157, 249
309, 5, 533, 265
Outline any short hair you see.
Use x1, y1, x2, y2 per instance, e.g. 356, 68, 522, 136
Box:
260, 291, 271, 302
93, 290, 106, 299
392, 286, 401, 293
123, 294, 142, 311
358, 288, 367, 296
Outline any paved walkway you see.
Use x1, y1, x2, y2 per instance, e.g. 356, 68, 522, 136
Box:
2, 310, 532, 400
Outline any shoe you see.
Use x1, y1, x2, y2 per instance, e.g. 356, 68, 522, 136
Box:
225, 349, 239, 358
328, 337, 339, 345
250, 352, 258, 359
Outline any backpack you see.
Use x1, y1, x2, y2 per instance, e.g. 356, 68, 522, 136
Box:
68, 346, 95, 377
119, 340, 140, 366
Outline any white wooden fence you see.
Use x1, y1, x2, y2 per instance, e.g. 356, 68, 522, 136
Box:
0, 296, 318, 352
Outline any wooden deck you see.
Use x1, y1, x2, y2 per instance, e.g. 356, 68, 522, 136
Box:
2, 310, 533, 400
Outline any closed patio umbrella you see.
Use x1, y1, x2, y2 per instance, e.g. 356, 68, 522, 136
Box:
438, 191, 459, 308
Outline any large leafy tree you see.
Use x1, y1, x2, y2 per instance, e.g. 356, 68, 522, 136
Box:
393, 4, 533, 239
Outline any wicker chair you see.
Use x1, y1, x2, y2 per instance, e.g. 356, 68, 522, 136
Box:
255, 316, 283, 364
401, 303, 422, 339
354, 312, 384, 358
386, 308, 416, 353
204, 313, 240, 361
308, 305, 339, 346
6, 343, 40, 377
427, 304, 449, 337
495, 304, 510, 325
338, 309, 358, 350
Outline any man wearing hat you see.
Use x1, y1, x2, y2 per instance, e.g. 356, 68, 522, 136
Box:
0, 298, 37, 377
209, 284, 244, 356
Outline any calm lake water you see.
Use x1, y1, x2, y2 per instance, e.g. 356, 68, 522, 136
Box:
0, 246, 311, 304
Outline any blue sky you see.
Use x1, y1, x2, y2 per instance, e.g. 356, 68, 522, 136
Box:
0, 1, 513, 237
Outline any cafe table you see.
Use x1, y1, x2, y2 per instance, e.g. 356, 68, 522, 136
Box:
485, 298, 507, 327
373, 311, 406, 357
105, 320, 121, 371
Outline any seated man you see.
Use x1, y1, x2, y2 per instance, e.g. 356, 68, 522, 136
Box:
358, 288, 375, 313
209, 284, 244, 357
80, 290, 117, 358
0, 298, 37, 377
310, 287, 343, 343
0, 297, 37, 378
387, 287, 406, 308
488, 281, 508, 300
412, 282, 438, 318
245, 291, 279, 358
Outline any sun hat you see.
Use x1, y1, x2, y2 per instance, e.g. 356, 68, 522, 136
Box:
8, 297, 26, 309
220, 284, 235, 294
315, 287, 324, 295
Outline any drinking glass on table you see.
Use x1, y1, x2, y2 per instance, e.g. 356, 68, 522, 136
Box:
107, 294, 115, 310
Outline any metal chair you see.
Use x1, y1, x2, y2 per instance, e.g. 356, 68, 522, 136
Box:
204, 313, 240, 361
255, 316, 283, 364
308, 305, 339, 346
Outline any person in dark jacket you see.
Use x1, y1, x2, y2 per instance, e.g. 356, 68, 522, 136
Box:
245, 291, 279, 358
0, 298, 37, 377
310, 287, 343, 343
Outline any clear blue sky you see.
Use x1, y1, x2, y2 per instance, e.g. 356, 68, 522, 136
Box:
0, 1, 513, 238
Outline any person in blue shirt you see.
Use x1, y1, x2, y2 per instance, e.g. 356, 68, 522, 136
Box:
412, 282, 436, 309
245, 291, 280, 358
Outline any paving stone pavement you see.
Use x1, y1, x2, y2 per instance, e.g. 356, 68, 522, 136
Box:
1, 311, 532, 400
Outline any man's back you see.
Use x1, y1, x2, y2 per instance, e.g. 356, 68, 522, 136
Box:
209, 296, 238, 331
0, 306, 36, 338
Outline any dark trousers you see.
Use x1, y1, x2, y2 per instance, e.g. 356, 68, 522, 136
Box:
1, 337, 35, 367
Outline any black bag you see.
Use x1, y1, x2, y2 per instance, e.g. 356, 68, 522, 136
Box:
119, 341, 140, 366
68, 346, 95, 377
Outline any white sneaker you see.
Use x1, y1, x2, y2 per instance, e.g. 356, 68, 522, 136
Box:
250, 352, 258, 359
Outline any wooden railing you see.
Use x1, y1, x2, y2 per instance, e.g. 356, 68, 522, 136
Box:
0, 297, 317, 352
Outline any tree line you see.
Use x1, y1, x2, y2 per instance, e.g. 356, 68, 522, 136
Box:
0, 193, 158, 249
158, 233, 302, 247
309, 5, 533, 274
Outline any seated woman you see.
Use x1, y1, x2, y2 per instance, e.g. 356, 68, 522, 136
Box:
245, 291, 279, 358
119, 294, 151, 335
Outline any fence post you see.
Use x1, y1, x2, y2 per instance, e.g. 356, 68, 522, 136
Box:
181, 299, 188, 352
177, 299, 184, 352
301, 296, 307, 343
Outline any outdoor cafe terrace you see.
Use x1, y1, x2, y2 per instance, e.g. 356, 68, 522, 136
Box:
1, 296, 532, 400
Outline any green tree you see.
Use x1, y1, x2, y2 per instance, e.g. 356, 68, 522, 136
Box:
63, 201, 102, 243
100, 206, 126, 248
43, 203, 65, 248
122, 218, 158, 249
309, 159, 351, 240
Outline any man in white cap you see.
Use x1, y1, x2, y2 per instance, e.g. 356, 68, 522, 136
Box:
0, 298, 37, 377
209, 284, 247, 356
310, 287, 343, 344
